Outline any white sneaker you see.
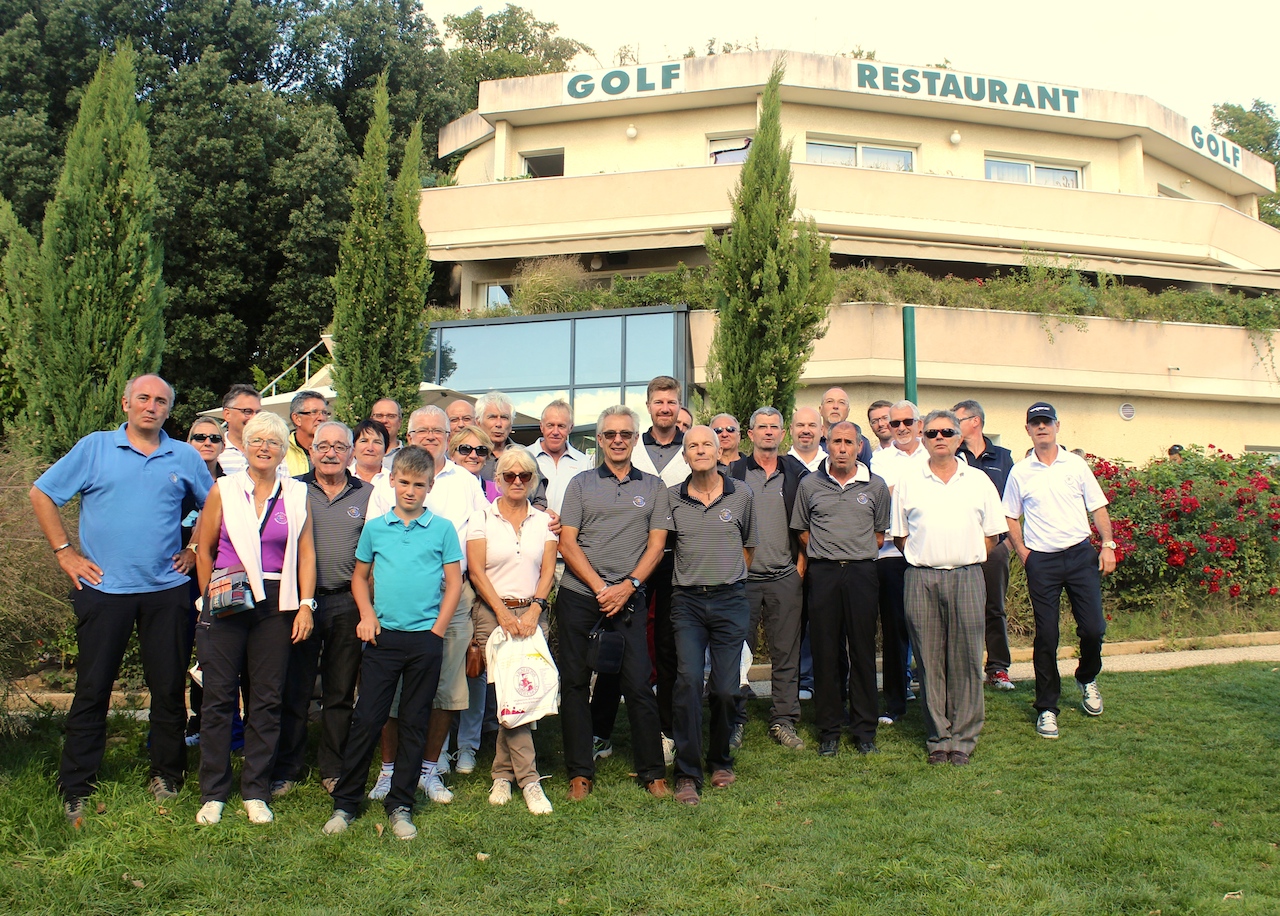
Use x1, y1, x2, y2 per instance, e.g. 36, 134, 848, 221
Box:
522, 781, 553, 815
388, 807, 417, 840
243, 799, 273, 824
661, 734, 676, 767
877, 715, 894, 726
323, 810, 353, 835
435, 754, 451, 776
369, 769, 392, 800
420, 771, 453, 804
455, 748, 477, 774
196, 801, 224, 825
488, 779, 512, 806
1079, 680, 1104, 717
1036, 710, 1060, 739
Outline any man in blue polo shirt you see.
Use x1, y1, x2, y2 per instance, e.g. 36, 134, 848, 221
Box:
30, 375, 213, 828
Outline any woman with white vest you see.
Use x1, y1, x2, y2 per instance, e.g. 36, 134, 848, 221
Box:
192, 411, 316, 826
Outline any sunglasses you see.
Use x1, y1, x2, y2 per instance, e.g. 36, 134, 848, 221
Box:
923, 428, 960, 439
455, 444, 490, 458
502, 471, 534, 484
713, 426, 738, 435
600, 429, 636, 441
190, 433, 224, 444
888, 418, 918, 428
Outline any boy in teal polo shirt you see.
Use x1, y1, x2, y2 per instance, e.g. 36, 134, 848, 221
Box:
323, 447, 462, 840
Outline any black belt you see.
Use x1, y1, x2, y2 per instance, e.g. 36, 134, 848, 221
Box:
809, 558, 872, 566
316, 583, 352, 597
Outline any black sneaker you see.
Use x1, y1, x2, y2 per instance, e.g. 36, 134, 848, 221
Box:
818, 738, 839, 757
148, 776, 179, 802
64, 796, 85, 829
856, 741, 879, 755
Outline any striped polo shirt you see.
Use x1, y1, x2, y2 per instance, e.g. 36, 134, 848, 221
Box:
559, 464, 671, 598
298, 470, 373, 590
661, 475, 758, 588
791, 463, 890, 561
743, 465, 794, 580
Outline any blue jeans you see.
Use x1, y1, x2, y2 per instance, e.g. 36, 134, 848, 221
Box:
671, 582, 748, 788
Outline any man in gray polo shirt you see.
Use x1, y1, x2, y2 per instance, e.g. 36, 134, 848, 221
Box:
558, 405, 671, 801
729, 407, 808, 751
273, 421, 372, 796
792, 421, 890, 757
661, 426, 757, 805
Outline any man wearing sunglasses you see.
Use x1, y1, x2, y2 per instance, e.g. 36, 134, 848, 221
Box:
711, 414, 742, 467
953, 400, 1017, 693
1004, 402, 1115, 740
530, 399, 591, 516
219, 384, 261, 475
285, 390, 331, 476
891, 410, 1007, 766
558, 405, 671, 801
869, 400, 927, 723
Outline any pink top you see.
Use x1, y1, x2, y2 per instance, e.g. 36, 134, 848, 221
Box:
216, 492, 288, 574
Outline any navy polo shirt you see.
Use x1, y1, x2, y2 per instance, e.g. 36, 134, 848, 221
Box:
35, 425, 214, 594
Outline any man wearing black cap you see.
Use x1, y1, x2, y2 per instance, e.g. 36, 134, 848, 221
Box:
1003, 402, 1116, 740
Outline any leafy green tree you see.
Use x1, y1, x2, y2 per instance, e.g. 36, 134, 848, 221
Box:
2, 45, 164, 458
330, 74, 429, 425
1213, 99, 1280, 229
0, 195, 33, 433
704, 59, 834, 425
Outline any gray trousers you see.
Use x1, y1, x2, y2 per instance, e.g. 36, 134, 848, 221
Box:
904, 565, 986, 755
735, 570, 803, 728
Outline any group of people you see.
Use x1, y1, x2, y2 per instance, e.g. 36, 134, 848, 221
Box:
32, 371, 1115, 836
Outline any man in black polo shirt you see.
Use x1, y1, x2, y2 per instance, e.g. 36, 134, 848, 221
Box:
272, 421, 372, 796
558, 405, 671, 801
792, 421, 890, 756
953, 399, 1018, 691
729, 407, 808, 751
661, 426, 757, 805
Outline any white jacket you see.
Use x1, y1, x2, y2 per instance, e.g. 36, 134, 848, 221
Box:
628, 431, 691, 487
220, 471, 309, 610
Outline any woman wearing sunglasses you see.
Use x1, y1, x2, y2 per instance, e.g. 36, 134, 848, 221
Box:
449, 426, 500, 502
466, 446, 559, 814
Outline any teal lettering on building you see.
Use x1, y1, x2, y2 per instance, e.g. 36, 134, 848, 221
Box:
855, 63, 1080, 115
564, 62, 681, 102
1191, 125, 1244, 171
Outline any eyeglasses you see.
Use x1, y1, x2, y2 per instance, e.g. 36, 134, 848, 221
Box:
923, 428, 960, 439
502, 471, 534, 484
713, 426, 738, 435
454, 444, 490, 458
409, 427, 447, 438
295, 408, 331, 419
956, 414, 980, 423
1028, 418, 1055, 428
246, 437, 284, 450
314, 442, 351, 454
225, 407, 258, 418
190, 433, 223, 444
888, 418, 917, 428
600, 429, 636, 441
371, 412, 400, 421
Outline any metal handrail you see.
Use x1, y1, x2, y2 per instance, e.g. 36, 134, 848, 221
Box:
260, 340, 328, 397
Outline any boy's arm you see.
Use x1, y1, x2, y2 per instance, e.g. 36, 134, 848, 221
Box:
433, 561, 462, 638
352, 559, 380, 644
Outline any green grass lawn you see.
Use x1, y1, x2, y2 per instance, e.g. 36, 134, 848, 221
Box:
2, 663, 1278, 915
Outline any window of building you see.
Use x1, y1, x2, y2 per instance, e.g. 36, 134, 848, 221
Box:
985, 157, 1081, 189
709, 136, 752, 164
485, 283, 513, 309
522, 150, 564, 177
806, 141, 915, 172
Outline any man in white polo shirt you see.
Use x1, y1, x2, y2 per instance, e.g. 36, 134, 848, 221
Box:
1003, 402, 1116, 740
892, 409, 1007, 766
529, 399, 591, 516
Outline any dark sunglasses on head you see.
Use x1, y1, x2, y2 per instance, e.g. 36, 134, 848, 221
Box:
923, 428, 959, 439
454, 444, 490, 458
190, 433, 224, 443
712, 426, 738, 435
502, 471, 534, 484
888, 418, 917, 428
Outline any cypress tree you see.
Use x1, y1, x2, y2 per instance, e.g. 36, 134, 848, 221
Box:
705, 59, 834, 425
330, 74, 431, 425
2, 45, 164, 459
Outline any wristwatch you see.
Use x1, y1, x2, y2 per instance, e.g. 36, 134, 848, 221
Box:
1100, 540, 1117, 550
299, 598, 317, 610
627, 576, 643, 590
532, 597, 550, 611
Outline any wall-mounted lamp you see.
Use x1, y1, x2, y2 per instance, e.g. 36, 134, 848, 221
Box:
1180, 178, 1192, 188
589, 254, 604, 271
625, 124, 638, 140
949, 129, 962, 146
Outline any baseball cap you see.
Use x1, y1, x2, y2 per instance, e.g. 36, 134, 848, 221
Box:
1026, 402, 1057, 423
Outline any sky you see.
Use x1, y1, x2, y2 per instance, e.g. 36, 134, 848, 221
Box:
428, 0, 1280, 126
